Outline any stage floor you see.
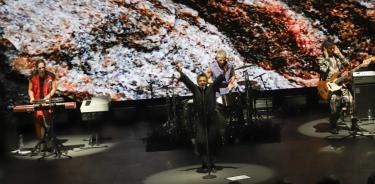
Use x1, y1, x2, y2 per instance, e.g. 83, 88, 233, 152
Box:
2, 106, 375, 184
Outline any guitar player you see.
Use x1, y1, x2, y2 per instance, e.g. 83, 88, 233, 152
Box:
318, 40, 353, 134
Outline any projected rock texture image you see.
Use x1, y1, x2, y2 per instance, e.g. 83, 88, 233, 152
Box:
0, 0, 374, 101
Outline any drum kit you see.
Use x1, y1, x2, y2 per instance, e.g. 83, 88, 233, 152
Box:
155, 65, 269, 142
215, 65, 269, 141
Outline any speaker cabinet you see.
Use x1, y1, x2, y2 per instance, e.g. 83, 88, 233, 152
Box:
353, 82, 375, 119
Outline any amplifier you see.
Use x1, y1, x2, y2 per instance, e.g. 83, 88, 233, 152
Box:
352, 71, 375, 84
353, 71, 375, 77
352, 73, 375, 119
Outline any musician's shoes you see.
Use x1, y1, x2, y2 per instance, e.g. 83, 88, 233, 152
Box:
10, 149, 31, 156
196, 163, 220, 173
210, 163, 217, 173
196, 165, 209, 173
18, 150, 31, 155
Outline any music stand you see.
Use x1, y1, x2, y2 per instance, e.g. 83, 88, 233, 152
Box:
80, 112, 109, 150
80, 96, 111, 150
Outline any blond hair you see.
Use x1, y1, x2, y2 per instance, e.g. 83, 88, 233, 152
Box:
216, 49, 227, 58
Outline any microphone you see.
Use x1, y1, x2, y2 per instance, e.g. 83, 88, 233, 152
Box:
200, 84, 206, 90
254, 73, 266, 79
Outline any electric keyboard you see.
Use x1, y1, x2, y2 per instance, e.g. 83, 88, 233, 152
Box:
12, 102, 76, 112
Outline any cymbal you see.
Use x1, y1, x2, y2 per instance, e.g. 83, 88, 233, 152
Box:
235, 65, 254, 70
237, 80, 258, 86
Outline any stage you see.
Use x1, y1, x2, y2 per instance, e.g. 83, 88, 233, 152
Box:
1, 0, 374, 183
2, 103, 375, 184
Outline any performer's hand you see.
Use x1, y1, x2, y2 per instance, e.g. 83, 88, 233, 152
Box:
342, 71, 350, 80
227, 76, 235, 91
29, 98, 34, 104
43, 95, 53, 101
227, 83, 234, 91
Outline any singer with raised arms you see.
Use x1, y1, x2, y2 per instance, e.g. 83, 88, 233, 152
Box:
176, 62, 225, 174
28, 59, 57, 140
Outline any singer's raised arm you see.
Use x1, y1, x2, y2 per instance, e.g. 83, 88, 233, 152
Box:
179, 72, 197, 93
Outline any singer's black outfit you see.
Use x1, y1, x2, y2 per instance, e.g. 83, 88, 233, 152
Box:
179, 72, 225, 168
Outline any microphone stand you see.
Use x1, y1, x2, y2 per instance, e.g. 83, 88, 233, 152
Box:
148, 80, 154, 99
243, 71, 253, 125
171, 74, 177, 135
201, 86, 216, 179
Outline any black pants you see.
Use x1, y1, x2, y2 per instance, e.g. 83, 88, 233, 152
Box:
329, 88, 352, 129
195, 109, 224, 163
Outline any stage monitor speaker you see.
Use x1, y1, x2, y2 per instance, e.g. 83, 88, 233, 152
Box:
353, 82, 375, 120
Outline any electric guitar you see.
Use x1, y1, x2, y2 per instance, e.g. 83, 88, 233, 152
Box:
317, 56, 375, 101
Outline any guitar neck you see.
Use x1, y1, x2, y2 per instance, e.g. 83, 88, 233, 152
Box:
347, 57, 373, 76
333, 57, 374, 84
349, 62, 366, 74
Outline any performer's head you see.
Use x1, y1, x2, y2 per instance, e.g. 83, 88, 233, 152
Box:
322, 40, 337, 57
215, 49, 227, 68
36, 59, 46, 76
196, 73, 208, 89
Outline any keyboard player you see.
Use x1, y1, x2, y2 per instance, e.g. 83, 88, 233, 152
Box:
28, 60, 57, 140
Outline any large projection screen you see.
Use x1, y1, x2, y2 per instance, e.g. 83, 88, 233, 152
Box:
0, 0, 374, 102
